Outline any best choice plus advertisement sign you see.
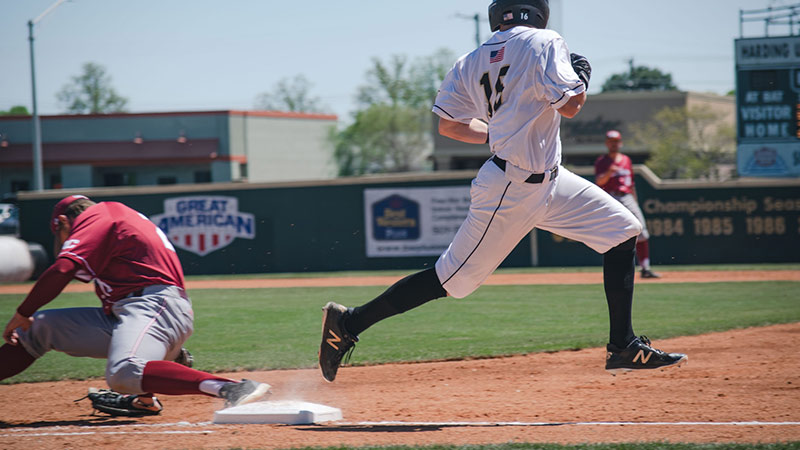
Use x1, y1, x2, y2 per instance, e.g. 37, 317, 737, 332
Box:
364, 187, 470, 257
735, 36, 800, 177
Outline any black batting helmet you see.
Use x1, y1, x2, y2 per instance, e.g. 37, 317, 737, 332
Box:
488, 0, 549, 32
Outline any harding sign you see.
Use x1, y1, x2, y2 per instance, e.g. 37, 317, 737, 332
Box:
735, 36, 800, 177
736, 36, 800, 66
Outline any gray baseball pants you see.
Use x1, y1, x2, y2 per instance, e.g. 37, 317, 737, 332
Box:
17, 285, 193, 394
610, 192, 650, 241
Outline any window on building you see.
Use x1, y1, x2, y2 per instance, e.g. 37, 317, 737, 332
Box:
103, 173, 131, 186
101, 173, 137, 186
49, 174, 62, 190
194, 171, 212, 183
157, 176, 177, 185
104, 173, 124, 186
10, 181, 29, 193
240, 163, 248, 179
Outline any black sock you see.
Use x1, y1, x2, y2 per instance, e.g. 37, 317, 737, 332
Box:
603, 237, 637, 348
345, 268, 447, 336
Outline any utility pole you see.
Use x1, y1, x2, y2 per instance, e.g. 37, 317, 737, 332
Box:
457, 13, 482, 47
472, 13, 481, 47
28, 0, 69, 192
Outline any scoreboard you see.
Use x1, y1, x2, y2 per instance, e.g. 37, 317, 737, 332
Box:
735, 36, 800, 177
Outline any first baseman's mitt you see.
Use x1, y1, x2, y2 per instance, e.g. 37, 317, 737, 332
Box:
77, 388, 163, 417
570, 53, 592, 90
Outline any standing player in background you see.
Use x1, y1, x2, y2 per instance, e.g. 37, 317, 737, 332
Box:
1, 195, 270, 417
595, 130, 660, 279
319, 0, 686, 382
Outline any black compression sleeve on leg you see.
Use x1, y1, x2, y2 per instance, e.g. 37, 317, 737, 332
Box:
345, 268, 447, 337
603, 237, 637, 348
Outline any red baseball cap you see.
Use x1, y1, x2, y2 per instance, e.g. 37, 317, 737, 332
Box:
606, 130, 622, 140
50, 195, 89, 234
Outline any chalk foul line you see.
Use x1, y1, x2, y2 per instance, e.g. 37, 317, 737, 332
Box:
2, 420, 799, 437
336, 420, 800, 427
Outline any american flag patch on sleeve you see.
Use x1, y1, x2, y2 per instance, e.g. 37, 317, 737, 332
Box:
490, 47, 505, 63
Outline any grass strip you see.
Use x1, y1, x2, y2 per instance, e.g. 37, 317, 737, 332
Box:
1, 281, 798, 383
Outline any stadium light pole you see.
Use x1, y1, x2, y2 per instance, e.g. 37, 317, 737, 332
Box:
28, 0, 69, 191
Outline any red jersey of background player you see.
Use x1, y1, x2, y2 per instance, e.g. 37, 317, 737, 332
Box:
594, 153, 634, 195
57, 202, 185, 313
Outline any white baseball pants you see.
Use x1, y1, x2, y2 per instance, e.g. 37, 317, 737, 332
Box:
435, 159, 642, 298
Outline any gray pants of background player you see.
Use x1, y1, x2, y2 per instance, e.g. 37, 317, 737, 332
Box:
610, 193, 650, 241
17, 285, 193, 394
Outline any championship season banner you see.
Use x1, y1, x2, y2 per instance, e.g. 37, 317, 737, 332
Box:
150, 196, 255, 256
364, 187, 470, 257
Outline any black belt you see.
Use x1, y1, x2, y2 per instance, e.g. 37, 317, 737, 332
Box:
123, 285, 189, 300
492, 156, 558, 183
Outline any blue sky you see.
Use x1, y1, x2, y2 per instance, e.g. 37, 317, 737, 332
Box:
0, 0, 795, 120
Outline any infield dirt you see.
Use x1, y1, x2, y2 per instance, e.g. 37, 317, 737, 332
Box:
0, 270, 798, 449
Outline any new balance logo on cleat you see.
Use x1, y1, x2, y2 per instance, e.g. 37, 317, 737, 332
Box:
605, 335, 687, 375
632, 349, 653, 364
326, 330, 342, 350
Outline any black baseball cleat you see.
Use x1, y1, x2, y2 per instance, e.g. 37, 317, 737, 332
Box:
173, 347, 193, 368
219, 379, 271, 408
319, 301, 358, 382
605, 336, 687, 375
641, 269, 661, 279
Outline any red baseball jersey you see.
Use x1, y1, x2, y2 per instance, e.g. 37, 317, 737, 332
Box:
594, 153, 634, 195
57, 202, 185, 313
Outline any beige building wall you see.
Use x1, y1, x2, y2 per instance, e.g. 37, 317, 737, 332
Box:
234, 113, 338, 183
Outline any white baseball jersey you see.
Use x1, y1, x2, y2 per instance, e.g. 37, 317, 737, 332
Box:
430, 26, 641, 298
433, 26, 585, 175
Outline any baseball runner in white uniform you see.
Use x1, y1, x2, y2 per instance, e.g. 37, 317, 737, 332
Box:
319, 0, 686, 381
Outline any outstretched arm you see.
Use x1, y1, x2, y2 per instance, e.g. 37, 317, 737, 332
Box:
438, 117, 489, 144
3, 258, 79, 345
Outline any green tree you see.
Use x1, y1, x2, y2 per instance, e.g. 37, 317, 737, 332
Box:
0, 106, 30, 115
630, 105, 736, 180
602, 62, 677, 92
333, 48, 456, 176
254, 75, 327, 113
56, 62, 128, 114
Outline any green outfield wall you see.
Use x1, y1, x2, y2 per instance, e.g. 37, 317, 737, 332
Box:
539, 167, 800, 266
15, 167, 800, 276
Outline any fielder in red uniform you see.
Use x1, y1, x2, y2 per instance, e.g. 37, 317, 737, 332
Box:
595, 130, 660, 278
1, 195, 270, 416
